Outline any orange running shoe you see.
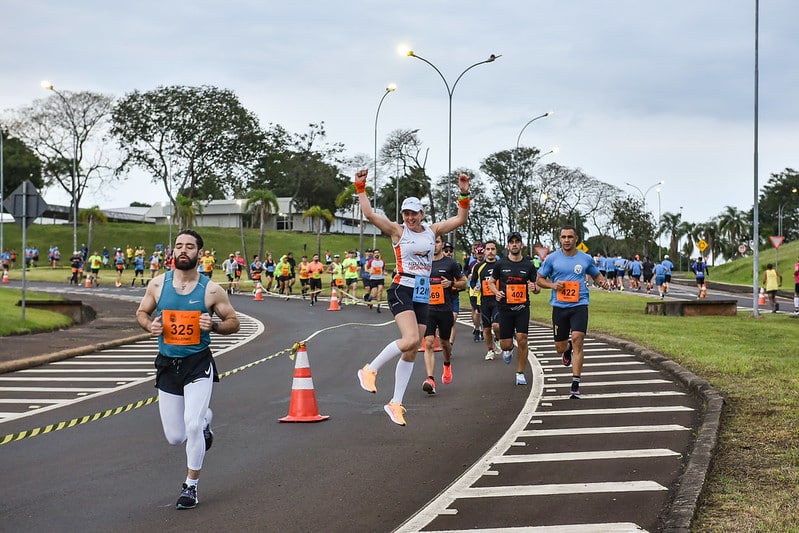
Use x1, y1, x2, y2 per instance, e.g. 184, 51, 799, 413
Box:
384, 402, 407, 426
357, 364, 377, 393
442, 364, 452, 384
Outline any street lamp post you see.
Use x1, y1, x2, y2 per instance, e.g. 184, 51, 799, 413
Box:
525, 148, 558, 251
776, 187, 798, 271
1, 127, 4, 255
625, 180, 664, 256
41, 81, 79, 254
656, 187, 663, 260
515, 111, 554, 250
373, 84, 396, 249
405, 49, 500, 226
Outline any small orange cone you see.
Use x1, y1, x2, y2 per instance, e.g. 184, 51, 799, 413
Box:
1, 270, 8, 284
279, 342, 329, 423
758, 287, 766, 306
327, 287, 341, 311
419, 334, 443, 352
699, 284, 707, 299
84, 274, 92, 288
254, 281, 264, 301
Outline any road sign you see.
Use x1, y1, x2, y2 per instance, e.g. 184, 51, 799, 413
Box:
737, 243, 747, 255
577, 242, 589, 253
697, 239, 708, 252
3, 181, 49, 229
534, 246, 549, 260
770, 235, 785, 249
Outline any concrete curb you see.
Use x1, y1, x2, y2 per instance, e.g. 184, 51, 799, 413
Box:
588, 330, 724, 533
0, 332, 152, 374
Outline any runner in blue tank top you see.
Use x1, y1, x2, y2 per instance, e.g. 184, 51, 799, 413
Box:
536, 225, 609, 399
136, 229, 240, 510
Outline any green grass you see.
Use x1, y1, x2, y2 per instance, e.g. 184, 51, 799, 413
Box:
4, 221, 799, 530
0, 288, 73, 336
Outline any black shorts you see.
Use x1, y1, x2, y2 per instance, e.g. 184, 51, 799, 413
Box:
469, 295, 479, 310
154, 348, 219, 395
370, 278, 384, 288
498, 306, 530, 340
643, 273, 653, 282
387, 283, 429, 324
425, 308, 455, 339
362, 278, 371, 290
551, 305, 589, 342
277, 275, 291, 283
345, 277, 359, 287
310, 278, 322, 291
480, 303, 499, 328
665, 274, 672, 282
605, 270, 616, 280
300, 278, 310, 287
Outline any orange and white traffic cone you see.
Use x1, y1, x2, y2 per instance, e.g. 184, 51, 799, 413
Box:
254, 281, 264, 301
699, 284, 707, 299
1, 270, 8, 284
758, 287, 766, 307
327, 287, 341, 311
279, 342, 329, 423
84, 274, 92, 288
418, 334, 443, 352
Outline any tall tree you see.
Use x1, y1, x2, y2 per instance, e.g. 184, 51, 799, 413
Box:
658, 211, 684, 260
0, 131, 44, 198
303, 206, 334, 257
6, 91, 114, 215
246, 188, 279, 260
111, 85, 265, 207
758, 168, 799, 241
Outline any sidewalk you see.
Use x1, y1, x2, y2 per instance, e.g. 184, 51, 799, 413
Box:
0, 293, 150, 374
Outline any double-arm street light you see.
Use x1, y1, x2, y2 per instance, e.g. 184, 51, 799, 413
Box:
404, 48, 500, 223
373, 83, 396, 249
41, 80, 79, 254
776, 186, 798, 271
625, 180, 665, 257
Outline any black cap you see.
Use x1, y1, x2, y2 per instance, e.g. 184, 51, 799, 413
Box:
507, 231, 523, 242
443, 242, 454, 250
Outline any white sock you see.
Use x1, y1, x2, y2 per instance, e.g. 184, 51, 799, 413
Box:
503, 350, 512, 358
794, 297, 799, 310
185, 477, 198, 487
392, 359, 414, 404
369, 341, 402, 371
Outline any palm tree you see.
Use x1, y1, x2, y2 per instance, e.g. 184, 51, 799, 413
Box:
175, 194, 203, 229
303, 205, 334, 257
657, 211, 684, 260
78, 205, 108, 253
246, 188, 279, 260
717, 205, 749, 246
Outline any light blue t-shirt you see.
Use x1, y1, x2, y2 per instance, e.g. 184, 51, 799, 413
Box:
537, 249, 600, 308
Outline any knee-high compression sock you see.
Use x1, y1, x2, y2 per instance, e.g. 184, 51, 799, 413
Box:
369, 341, 402, 371
392, 358, 414, 404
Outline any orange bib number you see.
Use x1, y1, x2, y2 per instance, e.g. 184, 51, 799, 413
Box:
506, 283, 527, 304
162, 310, 201, 345
481, 278, 495, 295
335, 278, 344, 287
556, 281, 580, 303
429, 282, 445, 305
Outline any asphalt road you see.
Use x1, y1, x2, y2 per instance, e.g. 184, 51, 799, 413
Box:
0, 292, 532, 532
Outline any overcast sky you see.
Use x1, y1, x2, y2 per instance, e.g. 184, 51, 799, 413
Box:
2, 0, 797, 227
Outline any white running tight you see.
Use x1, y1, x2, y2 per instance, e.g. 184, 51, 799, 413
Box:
158, 377, 213, 471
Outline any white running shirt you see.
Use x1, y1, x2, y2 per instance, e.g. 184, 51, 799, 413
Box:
392, 224, 436, 288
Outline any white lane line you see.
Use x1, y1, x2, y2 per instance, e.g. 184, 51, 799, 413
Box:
0, 399, 65, 404
540, 379, 671, 387
393, 350, 546, 533
538, 361, 646, 368
0, 377, 151, 382
0, 386, 110, 392
545, 370, 658, 377
420, 523, 647, 532
519, 425, 690, 437
543, 391, 686, 400
535, 406, 694, 417
456, 481, 667, 498
492, 449, 680, 463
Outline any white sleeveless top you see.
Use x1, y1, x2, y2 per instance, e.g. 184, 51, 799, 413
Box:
392, 224, 436, 288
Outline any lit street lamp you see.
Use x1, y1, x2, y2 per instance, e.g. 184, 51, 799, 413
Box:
373, 83, 396, 249
41, 80, 79, 254
625, 180, 665, 257
403, 48, 500, 226
776, 186, 798, 271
